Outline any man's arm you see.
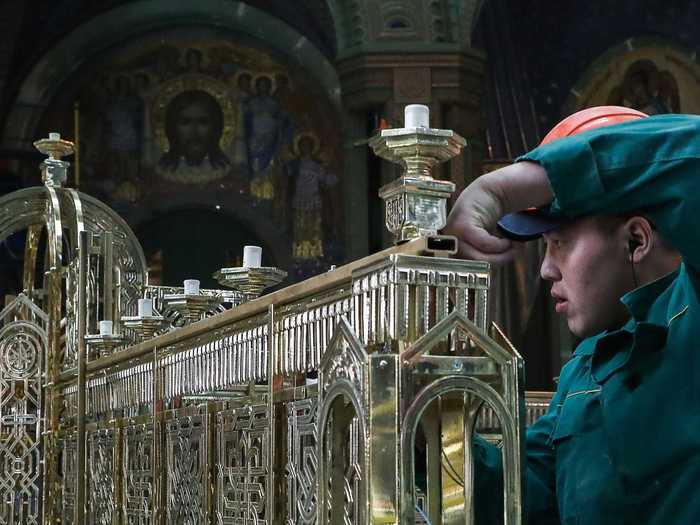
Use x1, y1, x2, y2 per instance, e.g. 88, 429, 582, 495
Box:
447, 114, 700, 270
445, 161, 553, 263
473, 393, 562, 525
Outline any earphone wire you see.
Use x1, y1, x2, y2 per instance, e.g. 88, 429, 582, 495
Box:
629, 242, 639, 289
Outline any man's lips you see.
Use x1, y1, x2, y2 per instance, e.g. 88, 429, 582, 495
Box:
552, 292, 568, 314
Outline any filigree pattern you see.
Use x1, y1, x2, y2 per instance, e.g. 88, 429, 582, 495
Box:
386, 195, 405, 232
59, 434, 78, 524
87, 429, 116, 525
166, 416, 206, 524
216, 405, 270, 525
0, 297, 46, 525
286, 398, 318, 524
0, 325, 40, 379
124, 423, 154, 524
320, 319, 366, 395
343, 417, 362, 524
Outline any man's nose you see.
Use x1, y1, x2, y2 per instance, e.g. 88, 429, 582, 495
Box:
540, 253, 561, 282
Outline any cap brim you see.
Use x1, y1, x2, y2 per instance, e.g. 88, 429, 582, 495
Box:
497, 210, 569, 241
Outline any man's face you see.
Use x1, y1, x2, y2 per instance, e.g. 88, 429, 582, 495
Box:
176, 102, 213, 164
541, 217, 633, 338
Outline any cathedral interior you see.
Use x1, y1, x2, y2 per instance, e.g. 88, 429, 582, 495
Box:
0, 0, 695, 389
0, 0, 696, 522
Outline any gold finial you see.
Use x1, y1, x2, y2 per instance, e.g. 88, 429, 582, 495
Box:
33, 132, 75, 188
368, 104, 466, 244
33, 132, 75, 161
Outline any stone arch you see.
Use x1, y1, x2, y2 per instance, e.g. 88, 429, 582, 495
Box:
326, 0, 367, 57
2, 0, 341, 151
563, 37, 700, 116
132, 191, 294, 281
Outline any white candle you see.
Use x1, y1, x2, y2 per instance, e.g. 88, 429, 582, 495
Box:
243, 246, 262, 268
138, 298, 153, 317
99, 320, 113, 336
404, 104, 429, 128
184, 279, 200, 295
49, 132, 61, 141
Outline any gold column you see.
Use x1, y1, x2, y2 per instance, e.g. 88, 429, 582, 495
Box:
75, 229, 91, 523
368, 353, 401, 523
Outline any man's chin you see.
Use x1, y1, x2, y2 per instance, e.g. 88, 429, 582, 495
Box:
565, 314, 587, 339
567, 319, 600, 339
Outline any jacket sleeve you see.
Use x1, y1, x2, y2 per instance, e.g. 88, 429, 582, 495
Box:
519, 114, 700, 274
474, 378, 568, 525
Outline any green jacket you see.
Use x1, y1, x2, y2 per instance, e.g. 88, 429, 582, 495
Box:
475, 114, 700, 525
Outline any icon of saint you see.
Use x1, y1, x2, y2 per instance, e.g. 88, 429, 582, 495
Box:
157, 89, 231, 183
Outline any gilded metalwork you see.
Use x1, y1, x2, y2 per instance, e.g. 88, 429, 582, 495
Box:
317, 318, 369, 525
86, 428, 117, 524
121, 315, 168, 342
85, 333, 126, 360
160, 292, 223, 325
123, 423, 154, 524
165, 415, 207, 523
0, 124, 557, 524
369, 126, 465, 243
34, 133, 73, 188
59, 434, 78, 524
216, 404, 270, 524
0, 295, 47, 525
215, 266, 288, 302
286, 398, 318, 525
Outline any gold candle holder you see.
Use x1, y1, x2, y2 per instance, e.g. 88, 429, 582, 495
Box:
84, 334, 125, 360
368, 107, 466, 243
33, 132, 74, 188
161, 293, 223, 325
213, 266, 287, 302
121, 315, 168, 342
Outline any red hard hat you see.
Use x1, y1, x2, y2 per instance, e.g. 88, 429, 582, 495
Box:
497, 105, 649, 240
540, 105, 649, 145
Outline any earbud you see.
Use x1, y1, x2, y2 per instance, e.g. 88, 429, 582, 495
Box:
628, 239, 641, 257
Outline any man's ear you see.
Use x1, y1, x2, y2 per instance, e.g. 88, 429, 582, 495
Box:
624, 216, 654, 263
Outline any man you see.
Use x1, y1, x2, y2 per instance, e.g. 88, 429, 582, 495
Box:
158, 90, 230, 182
444, 106, 699, 524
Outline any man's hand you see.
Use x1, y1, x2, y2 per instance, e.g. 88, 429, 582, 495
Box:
444, 161, 553, 263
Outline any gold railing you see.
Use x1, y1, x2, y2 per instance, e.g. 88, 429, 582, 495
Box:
0, 112, 554, 524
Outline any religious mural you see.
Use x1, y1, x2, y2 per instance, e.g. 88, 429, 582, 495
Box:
40, 31, 344, 284
565, 39, 700, 116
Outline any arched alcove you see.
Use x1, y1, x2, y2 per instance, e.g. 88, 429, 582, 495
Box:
317, 381, 368, 525
2, 0, 341, 151
136, 208, 271, 289
5, 1, 346, 280
564, 37, 700, 115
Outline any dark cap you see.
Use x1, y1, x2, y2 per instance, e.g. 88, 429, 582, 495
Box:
497, 208, 570, 241
496, 105, 649, 242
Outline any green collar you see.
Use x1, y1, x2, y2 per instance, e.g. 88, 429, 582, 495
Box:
573, 266, 682, 359
620, 267, 680, 323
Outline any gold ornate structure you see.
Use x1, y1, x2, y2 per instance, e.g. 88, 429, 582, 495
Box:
0, 112, 551, 524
